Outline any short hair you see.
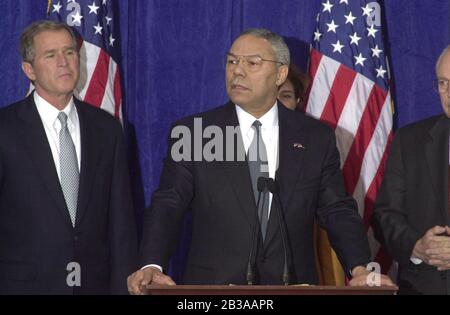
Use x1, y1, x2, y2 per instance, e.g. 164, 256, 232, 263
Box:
237, 28, 290, 66
435, 44, 450, 74
20, 20, 78, 63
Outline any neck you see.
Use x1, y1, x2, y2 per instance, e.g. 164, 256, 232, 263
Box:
245, 101, 276, 119
36, 90, 73, 111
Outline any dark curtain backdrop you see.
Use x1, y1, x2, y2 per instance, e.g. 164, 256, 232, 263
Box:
1, 0, 449, 281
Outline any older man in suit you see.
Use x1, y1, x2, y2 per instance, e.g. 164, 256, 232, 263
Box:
0, 20, 137, 294
374, 45, 450, 295
128, 28, 393, 293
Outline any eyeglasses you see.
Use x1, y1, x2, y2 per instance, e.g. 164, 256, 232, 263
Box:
433, 79, 450, 94
225, 53, 284, 72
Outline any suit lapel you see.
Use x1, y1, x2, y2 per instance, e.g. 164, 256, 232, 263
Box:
265, 104, 307, 245
17, 95, 74, 229
74, 100, 98, 227
219, 103, 257, 226
425, 115, 449, 219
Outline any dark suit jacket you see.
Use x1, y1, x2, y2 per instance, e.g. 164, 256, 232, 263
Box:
374, 114, 450, 295
0, 94, 137, 294
140, 102, 370, 285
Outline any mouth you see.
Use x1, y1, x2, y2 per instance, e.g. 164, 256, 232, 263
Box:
230, 83, 249, 91
58, 73, 72, 79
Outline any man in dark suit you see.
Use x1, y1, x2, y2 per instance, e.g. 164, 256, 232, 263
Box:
0, 20, 137, 294
128, 28, 393, 293
374, 45, 450, 295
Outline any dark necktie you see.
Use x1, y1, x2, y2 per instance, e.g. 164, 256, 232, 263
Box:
248, 120, 269, 240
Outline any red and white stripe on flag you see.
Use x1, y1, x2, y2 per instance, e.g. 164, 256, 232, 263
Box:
305, 0, 394, 274
47, 0, 122, 122
75, 41, 122, 121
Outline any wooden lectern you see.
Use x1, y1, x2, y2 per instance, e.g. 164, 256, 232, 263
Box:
146, 284, 398, 295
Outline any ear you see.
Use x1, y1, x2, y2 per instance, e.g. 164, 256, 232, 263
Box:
22, 62, 36, 82
276, 64, 289, 86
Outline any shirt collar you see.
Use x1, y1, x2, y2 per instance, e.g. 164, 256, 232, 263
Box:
34, 91, 77, 129
235, 101, 279, 138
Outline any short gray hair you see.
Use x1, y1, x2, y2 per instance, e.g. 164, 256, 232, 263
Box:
20, 20, 77, 63
237, 28, 290, 66
436, 44, 450, 74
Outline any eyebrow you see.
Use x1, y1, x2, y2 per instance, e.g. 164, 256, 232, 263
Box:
227, 53, 263, 58
43, 46, 76, 54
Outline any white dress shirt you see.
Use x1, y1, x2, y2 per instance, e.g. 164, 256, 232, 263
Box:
34, 92, 81, 181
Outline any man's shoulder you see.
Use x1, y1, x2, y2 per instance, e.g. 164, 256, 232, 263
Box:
75, 99, 121, 128
0, 97, 30, 124
171, 102, 233, 128
397, 114, 445, 136
286, 109, 334, 136
301, 112, 332, 131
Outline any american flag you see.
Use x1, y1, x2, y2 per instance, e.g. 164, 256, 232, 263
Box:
306, 0, 394, 273
47, 0, 122, 121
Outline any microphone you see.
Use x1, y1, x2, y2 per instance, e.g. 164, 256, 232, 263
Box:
246, 176, 268, 285
266, 178, 293, 285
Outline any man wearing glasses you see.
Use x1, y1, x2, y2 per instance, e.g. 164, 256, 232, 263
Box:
374, 45, 450, 295
128, 29, 393, 293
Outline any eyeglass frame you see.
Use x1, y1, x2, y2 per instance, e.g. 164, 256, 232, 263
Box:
433, 78, 450, 94
225, 53, 284, 71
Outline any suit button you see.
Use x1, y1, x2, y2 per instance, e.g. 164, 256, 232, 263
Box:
74, 236, 78, 241
440, 272, 446, 280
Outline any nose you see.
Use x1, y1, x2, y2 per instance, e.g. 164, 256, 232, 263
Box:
232, 58, 246, 77
56, 52, 68, 67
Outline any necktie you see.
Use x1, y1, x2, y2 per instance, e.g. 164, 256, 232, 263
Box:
58, 112, 79, 227
248, 120, 269, 240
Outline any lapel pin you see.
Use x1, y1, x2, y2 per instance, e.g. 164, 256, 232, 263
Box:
293, 143, 305, 149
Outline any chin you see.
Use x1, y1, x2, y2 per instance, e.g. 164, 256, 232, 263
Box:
229, 94, 250, 105
228, 91, 251, 103
58, 83, 77, 93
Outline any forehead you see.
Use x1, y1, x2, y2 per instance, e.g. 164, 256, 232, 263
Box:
33, 29, 74, 49
229, 34, 274, 57
437, 50, 450, 75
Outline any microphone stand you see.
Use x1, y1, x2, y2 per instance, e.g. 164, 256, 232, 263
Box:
246, 177, 267, 285
267, 178, 292, 285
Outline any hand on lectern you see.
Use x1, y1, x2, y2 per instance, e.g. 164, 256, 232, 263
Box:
127, 266, 176, 295
412, 225, 450, 270
348, 265, 395, 287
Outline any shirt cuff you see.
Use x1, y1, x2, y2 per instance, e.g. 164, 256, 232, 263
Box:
410, 257, 423, 265
141, 264, 163, 272
348, 264, 367, 278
